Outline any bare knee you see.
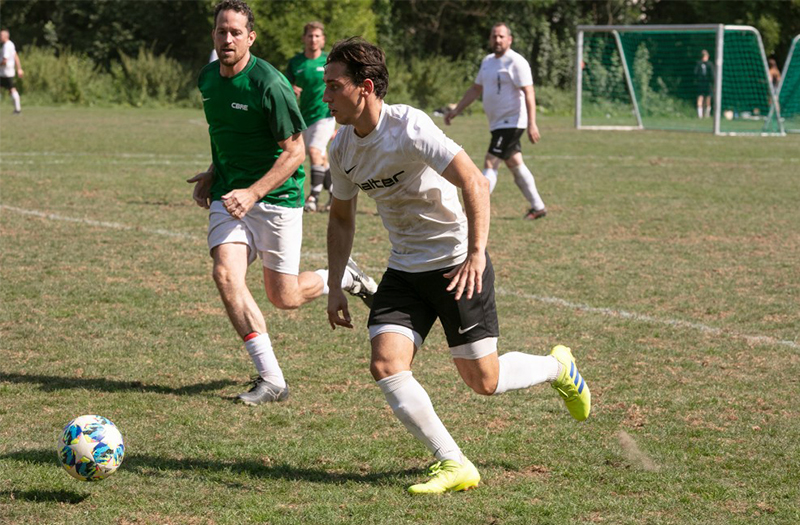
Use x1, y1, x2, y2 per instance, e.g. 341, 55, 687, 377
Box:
265, 288, 302, 310
370, 358, 408, 381
466, 377, 497, 396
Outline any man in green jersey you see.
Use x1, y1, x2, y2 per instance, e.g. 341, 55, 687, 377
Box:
286, 21, 336, 212
188, 0, 377, 405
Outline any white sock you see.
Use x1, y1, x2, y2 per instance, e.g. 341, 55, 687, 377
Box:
697, 106, 703, 118
510, 164, 545, 211
313, 268, 354, 295
11, 91, 20, 112
245, 333, 286, 388
493, 353, 559, 395
377, 371, 462, 463
704, 106, 711, 118
482, 168, 498, 193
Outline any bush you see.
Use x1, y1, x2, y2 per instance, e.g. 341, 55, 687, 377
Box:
386, 55, 475, 111
114, 47, 195, 107
18, 46, 115, 105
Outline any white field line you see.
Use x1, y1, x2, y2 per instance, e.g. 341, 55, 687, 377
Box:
1, 150, 797, 164
497, 287, 799, 351
2, 204, 796, 350
0, 204, 330, 260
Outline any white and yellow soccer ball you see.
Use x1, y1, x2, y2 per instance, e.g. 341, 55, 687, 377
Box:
57, 415, 125, 481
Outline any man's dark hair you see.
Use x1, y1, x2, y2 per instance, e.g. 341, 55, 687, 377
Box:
327, 37, 389, 99
214, 0, 254, 32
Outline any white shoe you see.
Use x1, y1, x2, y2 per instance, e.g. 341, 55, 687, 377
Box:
344, 258, 378, 307
304, 196, 317, 213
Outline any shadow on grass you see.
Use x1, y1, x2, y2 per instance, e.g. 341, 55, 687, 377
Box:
0, 372, 236, 396
1, 449, 418, 486
0, 489, 88, 504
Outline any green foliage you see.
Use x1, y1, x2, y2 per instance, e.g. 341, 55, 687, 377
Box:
16, 46, 111, 105
114, 47, 195, 107
249, 0, 377, 67
385, 55, 475, 110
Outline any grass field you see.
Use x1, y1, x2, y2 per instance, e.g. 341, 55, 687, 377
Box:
1, 105, 799, 524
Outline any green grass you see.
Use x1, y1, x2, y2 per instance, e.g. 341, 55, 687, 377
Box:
1, 106, 799, 524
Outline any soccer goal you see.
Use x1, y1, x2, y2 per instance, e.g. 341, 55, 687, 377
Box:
575, 24, 784, 136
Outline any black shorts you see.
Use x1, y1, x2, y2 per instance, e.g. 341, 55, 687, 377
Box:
0, 77, 15, 90
696, 84, 713, 97
367, 252, 500, 348
488, 128, 524, 160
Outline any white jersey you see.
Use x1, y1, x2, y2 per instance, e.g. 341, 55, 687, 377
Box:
1, 40, 16, 78
475, 48, 533, 131
330, 103, 468, 273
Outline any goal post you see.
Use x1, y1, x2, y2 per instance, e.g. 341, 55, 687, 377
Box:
576, 24, 784, 136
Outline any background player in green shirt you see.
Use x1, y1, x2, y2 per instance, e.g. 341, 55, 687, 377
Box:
187, 0, 376, 405
286, 21, 336, 212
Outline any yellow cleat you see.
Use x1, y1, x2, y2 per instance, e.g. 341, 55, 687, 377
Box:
407, 457, 480, 495
550, 345, 591, 421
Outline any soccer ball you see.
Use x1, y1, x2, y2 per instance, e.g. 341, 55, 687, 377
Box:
57, 415, 125, 481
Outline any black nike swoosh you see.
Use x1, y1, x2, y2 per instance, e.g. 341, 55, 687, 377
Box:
345, 165, 357, 174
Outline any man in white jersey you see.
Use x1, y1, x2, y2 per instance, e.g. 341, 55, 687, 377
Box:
0, 29, 24, 115
446, 22, 546, 220
323, 37, 591, 495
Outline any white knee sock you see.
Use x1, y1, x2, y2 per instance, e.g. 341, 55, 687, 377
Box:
245, 333, 286, 388
510, 164, 545, 211
697, 105, 703, 118
11, 91, 21, 112
482, 168, 498, 193
377, 371, 462, 463
313, 269, 354, 295
493, 352, 560, 395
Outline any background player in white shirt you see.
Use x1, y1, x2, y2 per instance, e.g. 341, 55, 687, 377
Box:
446, 22, 546, 220
323, 37, 591, 495
0, 29, 24, 115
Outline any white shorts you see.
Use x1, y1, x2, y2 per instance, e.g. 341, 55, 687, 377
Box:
303, 117, 336, 153
207, 200, 303, 275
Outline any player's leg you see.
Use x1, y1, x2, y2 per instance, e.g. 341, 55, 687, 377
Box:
305, 145, 326, 212
369, 270, 479, 494
504, 150, 546, 219
211, 243, 288, 403
10, 87, 20, 114
208, 200, 288, 404
483, 130, 507, 193
440, 253, 590, 420
704, 92, 712, 118
697, 94, 704, 118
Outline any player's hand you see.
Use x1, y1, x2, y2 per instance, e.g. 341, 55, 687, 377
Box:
528, 123, 540, 144
292, 85, 302, 98
17, 69, 23, 79
327, 288, 353, 330
444, 111, 455, 126
444, 250, 485, 301
221, 188, 258, 219
186, 170, 213, 209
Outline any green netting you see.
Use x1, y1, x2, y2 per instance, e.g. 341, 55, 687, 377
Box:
776, 35, 800, 133
719, 29, 780, 134
579, 26, 782, 134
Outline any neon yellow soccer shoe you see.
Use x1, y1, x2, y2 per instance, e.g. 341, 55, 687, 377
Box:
407, 457, 481, 495
550, 345, 591, 421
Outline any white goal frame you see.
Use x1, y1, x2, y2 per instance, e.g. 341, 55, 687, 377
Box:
575, 24, 784, 136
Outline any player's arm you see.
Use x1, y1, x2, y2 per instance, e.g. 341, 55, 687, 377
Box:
444, 83, 483, 125
186, 163, 215, 209
522, 85, 540, 144
14, 51, 23, 78
326, 195, 358, 329
441, 150, 491, 301
221, 132, 306, 219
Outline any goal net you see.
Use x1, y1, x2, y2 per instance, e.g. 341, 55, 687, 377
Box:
576, 25, 784, 135
772, 34, 800, 133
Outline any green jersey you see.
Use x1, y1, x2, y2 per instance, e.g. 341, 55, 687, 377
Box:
286, 51, 331, 126
198, 55, 306, 208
